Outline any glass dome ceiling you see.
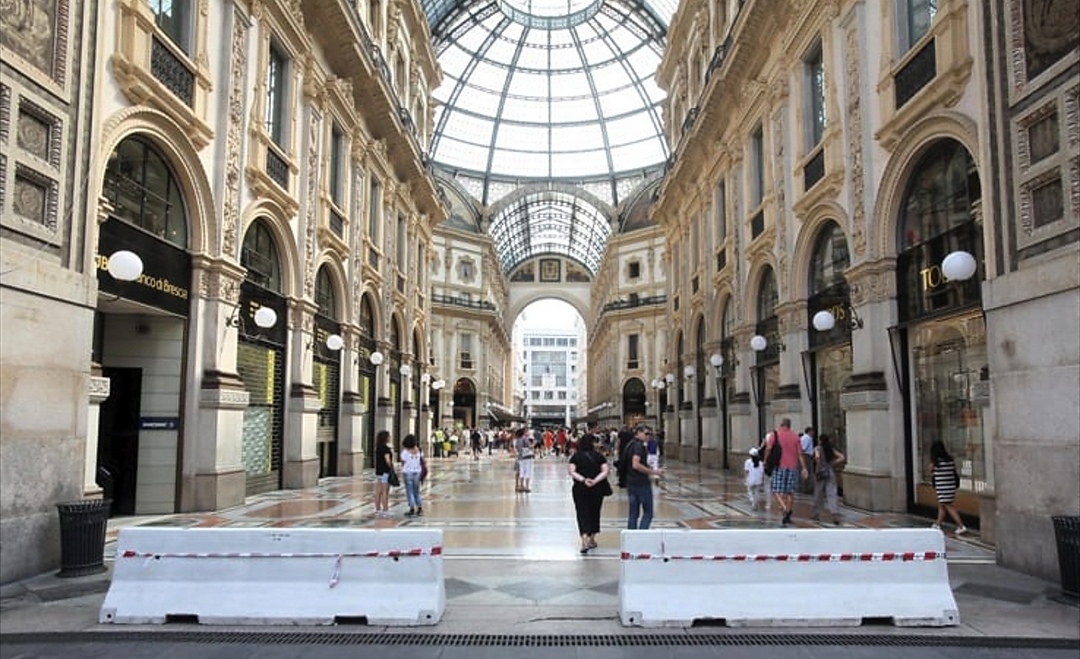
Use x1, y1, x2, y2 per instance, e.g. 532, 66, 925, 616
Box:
422, 0, 676, 275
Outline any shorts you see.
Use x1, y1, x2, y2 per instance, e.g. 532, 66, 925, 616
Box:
518, 457, 534, 480
771, 467, 799, 494
377, 473, 390, 484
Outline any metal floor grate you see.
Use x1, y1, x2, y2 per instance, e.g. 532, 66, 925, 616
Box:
1, 632, 1077, 649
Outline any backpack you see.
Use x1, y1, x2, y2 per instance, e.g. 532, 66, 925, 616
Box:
616, 440, 636, 488
763, 431, 782, 476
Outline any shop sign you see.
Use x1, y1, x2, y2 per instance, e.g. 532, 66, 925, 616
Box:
96, 218, 191, 317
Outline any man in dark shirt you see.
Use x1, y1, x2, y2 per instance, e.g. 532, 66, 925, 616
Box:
624, 426, 664, 529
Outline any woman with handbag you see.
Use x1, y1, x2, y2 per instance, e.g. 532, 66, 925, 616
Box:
567, 433, 611, 554
810, 433, 845, 524
374, 430, 395, 517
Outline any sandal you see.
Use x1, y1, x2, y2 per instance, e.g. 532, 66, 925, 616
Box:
588, 540, 598, 549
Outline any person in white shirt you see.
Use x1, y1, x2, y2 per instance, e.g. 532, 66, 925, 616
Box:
799, 427, 816, 495
744, 447, 765, 511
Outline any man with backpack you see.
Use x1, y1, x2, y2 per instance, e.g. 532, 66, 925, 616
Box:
618, 426, 664, 529
764, 418, 808, 526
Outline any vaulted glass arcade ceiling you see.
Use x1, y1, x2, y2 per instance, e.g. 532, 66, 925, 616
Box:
422, 0, 677, 275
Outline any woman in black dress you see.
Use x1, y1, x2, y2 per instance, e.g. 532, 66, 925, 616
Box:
567, 433, 610, 553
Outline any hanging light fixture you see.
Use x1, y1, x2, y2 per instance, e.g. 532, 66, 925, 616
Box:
812, 310, 836, 332
942, 250, 977, 281
106, 250, 143, 282
750, 334, 768, 352
253, 307, 277, 329
325, 333, 344, 351
369, 351, 384, 366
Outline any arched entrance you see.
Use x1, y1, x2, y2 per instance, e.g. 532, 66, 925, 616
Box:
94, 135, 193, 516
452, 378, 477, 428
312, 267, 342, 477
621, 377, 647, 426
237, 219, 288, 495
892, 139, 986, 524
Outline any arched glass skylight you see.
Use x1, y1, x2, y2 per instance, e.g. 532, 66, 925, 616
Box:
488, 190, 611, 274
424, 0, 673, 208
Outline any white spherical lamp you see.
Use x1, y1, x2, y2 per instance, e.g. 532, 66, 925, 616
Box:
750, 335, 768, 352
325, 333, 344, 351
107, 250, 143, 282
399, 364, 412, 377
709, 353, 724, 369
812, 310, 836, 332
942, 250, 977, 282
369, 351, 384, 366
253, 307, 277, 329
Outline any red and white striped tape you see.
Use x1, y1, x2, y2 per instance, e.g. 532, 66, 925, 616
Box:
118, 547, 442, 560
620, 551, 944, 562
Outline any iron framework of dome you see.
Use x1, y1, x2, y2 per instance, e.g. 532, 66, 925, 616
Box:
422, 0, 676, 276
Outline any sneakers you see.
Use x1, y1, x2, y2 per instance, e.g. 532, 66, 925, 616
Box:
931, 523, 941, 530
955, 526, 968, 535
781, 511, 793, 526
415, 508, 423, 517
405, 508, 416, 517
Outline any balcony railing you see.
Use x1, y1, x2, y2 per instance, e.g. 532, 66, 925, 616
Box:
329, 209, 344, 238
803, 147, 825, 191
150, 36, 194, 107
750, 210, 765, 239
266, 148, 289, 189
895, 39, 936, 108
601, 294, 666, 312
431, 293, 497, 310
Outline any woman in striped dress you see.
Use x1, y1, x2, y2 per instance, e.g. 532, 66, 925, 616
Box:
928, 440, 967, 535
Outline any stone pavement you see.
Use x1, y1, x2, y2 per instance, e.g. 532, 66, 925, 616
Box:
1, 453, 1077, 657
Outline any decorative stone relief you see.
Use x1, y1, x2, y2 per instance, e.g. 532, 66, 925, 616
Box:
845, 16, 867, 258
304, 107, 321, 299
0, 0, 66, 83
88, 375, 111, 402
222, 9, 249, 259
772, 107, 789, 298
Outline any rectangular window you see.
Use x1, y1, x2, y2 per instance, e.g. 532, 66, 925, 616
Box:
397, 215, 407, 268
750, 125, 764, 208
805, 43, 826, 149
1028, 113, 1059, 164
628, 261, 641, 279
152, 0, 191, 53
368, 179, 381, 239
903, 0, 937, 51
330, 124, 344, 206
266, 43, 287, 146
628, 334, 639, 367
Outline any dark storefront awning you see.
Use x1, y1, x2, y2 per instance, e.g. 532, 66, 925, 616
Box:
489, 407, 526, 424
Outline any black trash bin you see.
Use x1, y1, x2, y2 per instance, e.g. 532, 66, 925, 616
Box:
1051, 515, 1080, 599
56, 499, 111, 578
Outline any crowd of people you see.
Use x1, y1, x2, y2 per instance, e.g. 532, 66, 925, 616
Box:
371, 416, 966, 553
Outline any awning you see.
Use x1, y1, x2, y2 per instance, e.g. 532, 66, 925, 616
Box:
489, 407, 526, 424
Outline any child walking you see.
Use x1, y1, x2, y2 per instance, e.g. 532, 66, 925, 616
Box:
744, 447, 765, 511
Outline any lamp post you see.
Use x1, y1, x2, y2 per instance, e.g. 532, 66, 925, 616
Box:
710, 352, 728, 470
369, 350, 384, 440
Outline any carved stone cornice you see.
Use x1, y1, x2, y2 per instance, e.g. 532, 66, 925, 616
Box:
845, 258, 897, 305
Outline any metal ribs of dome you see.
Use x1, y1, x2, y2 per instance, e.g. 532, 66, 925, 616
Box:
421, 0, 674, 276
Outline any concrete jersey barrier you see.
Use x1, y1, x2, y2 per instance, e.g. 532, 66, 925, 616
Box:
619, 528, 958, 628
100, 527, 445, 625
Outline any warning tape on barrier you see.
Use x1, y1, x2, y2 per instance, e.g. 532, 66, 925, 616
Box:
619, 551, 943, 562
118, 547, 443, 560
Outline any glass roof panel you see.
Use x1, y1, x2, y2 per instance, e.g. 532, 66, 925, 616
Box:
428, 0, 669, 273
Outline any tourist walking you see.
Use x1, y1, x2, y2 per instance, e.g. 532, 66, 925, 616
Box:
744, 447, 765, 511
567, 433, 610, 553
811, 433, 845, 524
623, 426, 663, 530
929, 440, 967, 534
400, 434, 424, 517
764, 418, 808, 526
373, 430, 394, 517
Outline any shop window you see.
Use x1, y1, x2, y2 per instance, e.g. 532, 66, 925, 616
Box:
103, 136, 188, 248
241, 220, 282, 292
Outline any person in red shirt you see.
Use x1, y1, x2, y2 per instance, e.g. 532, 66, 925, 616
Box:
764, 417, 808, 526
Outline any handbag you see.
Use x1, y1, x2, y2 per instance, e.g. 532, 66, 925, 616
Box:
420, 457, 428, 483
763, 431, 782, 476
387, 469, 400, 487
